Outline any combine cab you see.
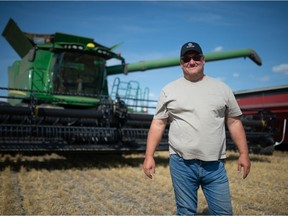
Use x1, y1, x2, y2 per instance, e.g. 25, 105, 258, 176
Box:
1, 18, 279, 154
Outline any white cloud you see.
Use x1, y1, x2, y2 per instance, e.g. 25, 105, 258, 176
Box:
233, 73, 240, 77
259, 76, 270, 82
213, 46, 223, 52
272, 64, 288, 75
249, 74, 270, 82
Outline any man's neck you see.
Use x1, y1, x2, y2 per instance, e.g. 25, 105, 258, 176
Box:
184, 74, 206, 82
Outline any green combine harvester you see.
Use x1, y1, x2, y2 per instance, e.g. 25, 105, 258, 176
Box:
1, 18, 274, 154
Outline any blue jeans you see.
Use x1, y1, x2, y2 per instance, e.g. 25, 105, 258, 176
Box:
169, 154, 233, 215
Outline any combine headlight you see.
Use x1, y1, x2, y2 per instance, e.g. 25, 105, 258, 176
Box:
87, 43, 95, 48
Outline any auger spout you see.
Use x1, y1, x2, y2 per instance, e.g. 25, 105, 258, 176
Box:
106, 48, 262, 75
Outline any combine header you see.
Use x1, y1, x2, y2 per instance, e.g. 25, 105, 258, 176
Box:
0, 18, 280, 154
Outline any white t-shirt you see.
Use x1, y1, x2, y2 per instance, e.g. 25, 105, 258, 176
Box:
154, 76, 242, 161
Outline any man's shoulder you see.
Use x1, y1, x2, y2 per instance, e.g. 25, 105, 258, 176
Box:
205, 76, 231, 89
205, 75, 223, 84
163, 77, 185, 89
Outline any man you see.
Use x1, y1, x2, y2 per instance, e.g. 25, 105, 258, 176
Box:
143, 42, 251, 215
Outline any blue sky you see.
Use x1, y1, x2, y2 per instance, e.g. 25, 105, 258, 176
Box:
0, 1, 288, 104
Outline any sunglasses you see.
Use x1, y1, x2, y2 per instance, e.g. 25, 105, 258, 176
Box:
181, 54, 203, 63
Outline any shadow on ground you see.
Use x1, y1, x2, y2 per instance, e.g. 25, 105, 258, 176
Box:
0, 149, 273, 172
0, 151, 169, 171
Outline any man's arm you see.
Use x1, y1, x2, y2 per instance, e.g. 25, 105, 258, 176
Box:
226, 116, 251, 179
143, 118, 167, 179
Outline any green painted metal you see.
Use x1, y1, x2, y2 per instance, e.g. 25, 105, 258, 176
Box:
2, 18, 262, 108
106, 48, 262, 75
205, 48, 262, 65
2, 19, 33, 58
2, 19, 127, 107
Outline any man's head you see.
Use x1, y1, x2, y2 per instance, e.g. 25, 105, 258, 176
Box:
180, 42, 205, 82
180, 42, 203, 57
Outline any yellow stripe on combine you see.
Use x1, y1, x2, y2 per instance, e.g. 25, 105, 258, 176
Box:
8, 90, 27, 96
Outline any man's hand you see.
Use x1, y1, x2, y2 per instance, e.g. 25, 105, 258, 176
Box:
143, 156, 156, 179
227, 116, 251, 179
143, 118, 167, 179
238, 153, 251, 179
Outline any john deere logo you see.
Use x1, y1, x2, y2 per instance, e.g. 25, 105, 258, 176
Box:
186, 43, 194, 48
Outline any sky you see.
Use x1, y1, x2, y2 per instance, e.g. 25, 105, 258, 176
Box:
0, 1, 288, 107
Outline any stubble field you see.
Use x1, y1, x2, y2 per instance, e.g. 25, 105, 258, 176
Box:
0, 150, 288, 215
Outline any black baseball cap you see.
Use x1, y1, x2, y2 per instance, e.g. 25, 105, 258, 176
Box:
180, 42, 203, 57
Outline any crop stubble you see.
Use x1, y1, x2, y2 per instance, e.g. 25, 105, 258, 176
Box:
0, 151, 288, 215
